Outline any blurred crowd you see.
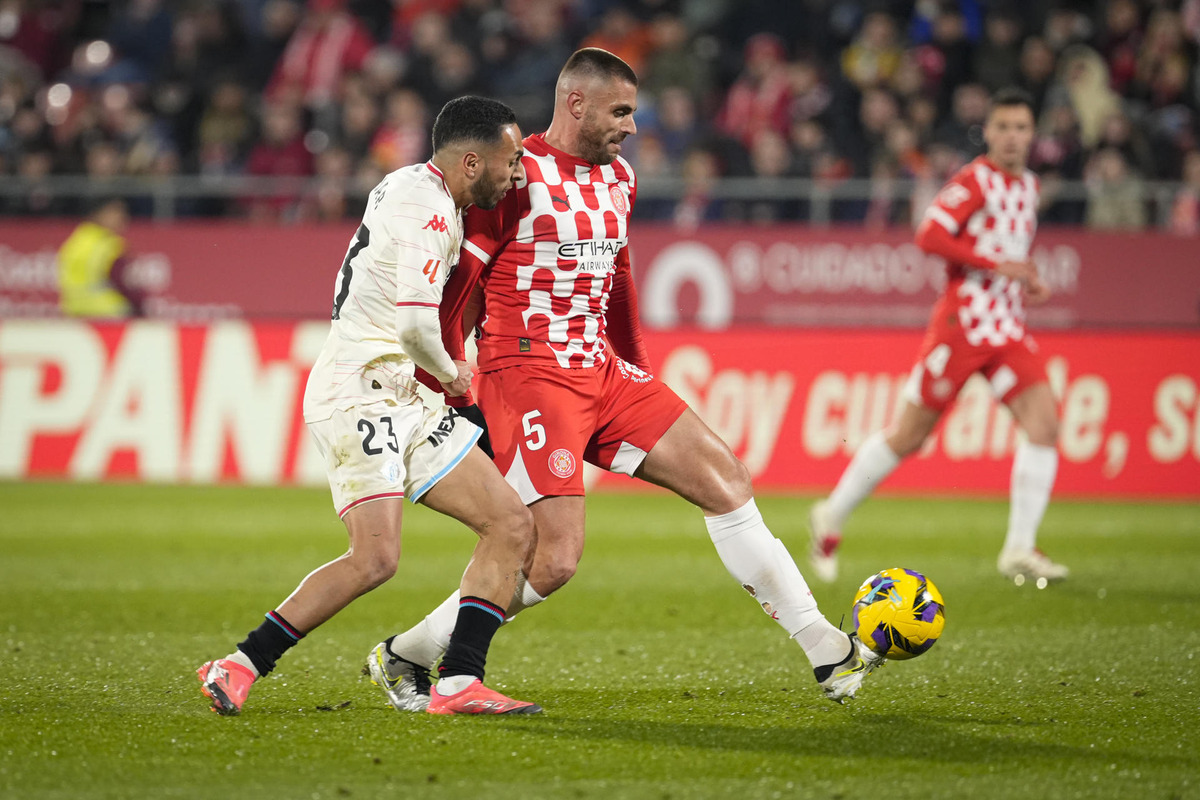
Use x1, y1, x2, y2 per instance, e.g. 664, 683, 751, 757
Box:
2, 0, 1199, 230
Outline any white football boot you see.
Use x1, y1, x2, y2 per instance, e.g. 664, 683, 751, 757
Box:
997, 548, 1069, 586
816, 632, 884, 703
363, 641, 432, 712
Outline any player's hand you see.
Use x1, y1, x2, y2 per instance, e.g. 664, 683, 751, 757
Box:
995, 260, 1036, 282
455, 403, 495, 459
440, 361, 472, 397
1024, 275, 1052, 305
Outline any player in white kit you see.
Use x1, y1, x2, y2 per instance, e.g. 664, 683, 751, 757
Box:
197, 96, 541, 716
809, 88, 1069, 587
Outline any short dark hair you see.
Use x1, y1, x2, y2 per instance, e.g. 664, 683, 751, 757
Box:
560, 47, 638, 87
989, 87, 1035, 115
431, 96, 518, 153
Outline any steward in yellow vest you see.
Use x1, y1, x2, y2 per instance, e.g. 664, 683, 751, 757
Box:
58, 198, 142, 317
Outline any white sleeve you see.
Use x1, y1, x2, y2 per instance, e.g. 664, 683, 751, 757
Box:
396, 303, 457, 383
381, 182, 459, 383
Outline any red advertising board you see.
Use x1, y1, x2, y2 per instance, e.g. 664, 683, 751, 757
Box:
2, 320, 1197, 498
3, 222, 1198, 328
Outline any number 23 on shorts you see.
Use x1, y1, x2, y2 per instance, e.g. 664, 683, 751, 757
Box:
358, 415, 400, 456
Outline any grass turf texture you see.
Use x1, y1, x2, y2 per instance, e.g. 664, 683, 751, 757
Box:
1, 483, 1197, 800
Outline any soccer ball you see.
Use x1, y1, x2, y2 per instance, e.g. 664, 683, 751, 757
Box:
852, 568, 946, 660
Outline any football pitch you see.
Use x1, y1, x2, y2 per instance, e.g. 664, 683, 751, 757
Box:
1, 482, 1196, 800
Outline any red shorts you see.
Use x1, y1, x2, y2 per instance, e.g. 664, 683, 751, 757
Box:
476, 356, 687, 503
905, 316, 1049, 412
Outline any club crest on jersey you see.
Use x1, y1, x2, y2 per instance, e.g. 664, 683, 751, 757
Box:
422, 215, 449, 233
609, 185, 628, 216
548, 448, 576, 478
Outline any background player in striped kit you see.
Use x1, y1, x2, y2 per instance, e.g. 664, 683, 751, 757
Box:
374, 48, 883, 707
809, 88, 1068, 587
197, 96, 542, 717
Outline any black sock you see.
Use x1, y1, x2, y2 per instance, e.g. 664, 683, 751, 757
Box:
437, 596, 506, 682
237, 610, 304, 676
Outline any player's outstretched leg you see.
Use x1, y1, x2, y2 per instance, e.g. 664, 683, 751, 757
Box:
639, 409, 884, 703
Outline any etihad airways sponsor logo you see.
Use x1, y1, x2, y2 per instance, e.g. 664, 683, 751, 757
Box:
556, 239, 626, 260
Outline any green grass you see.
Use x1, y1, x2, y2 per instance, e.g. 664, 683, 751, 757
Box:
0, 482, 1197, 800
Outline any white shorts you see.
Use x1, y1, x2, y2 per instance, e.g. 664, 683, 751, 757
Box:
307, 397, 482, 517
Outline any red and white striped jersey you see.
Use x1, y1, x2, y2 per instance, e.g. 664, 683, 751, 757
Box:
304, 161, 463, 422
919, 156, 1039, 347
455, 133, 638, 371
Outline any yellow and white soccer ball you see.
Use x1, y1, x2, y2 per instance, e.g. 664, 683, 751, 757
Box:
852, 567, 946, 660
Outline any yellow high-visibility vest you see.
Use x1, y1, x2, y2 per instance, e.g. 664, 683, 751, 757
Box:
57, 221, 131, 317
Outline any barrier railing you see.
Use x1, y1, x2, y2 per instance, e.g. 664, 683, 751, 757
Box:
0, 175, 1187, 227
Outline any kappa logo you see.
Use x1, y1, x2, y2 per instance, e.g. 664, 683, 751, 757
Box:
422, 215, 449, 233
548, 448, 576, 478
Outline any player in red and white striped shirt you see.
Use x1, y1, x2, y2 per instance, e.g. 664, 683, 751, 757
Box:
382, 48, 882, 705
198, 97, 541, 717
810, 88, 1068, 586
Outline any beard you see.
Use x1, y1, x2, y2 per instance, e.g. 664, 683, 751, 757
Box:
578, 115, 619, 166
469, 172, 507, 210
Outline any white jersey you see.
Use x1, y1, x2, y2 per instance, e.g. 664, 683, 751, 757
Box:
303, 161, 463, 422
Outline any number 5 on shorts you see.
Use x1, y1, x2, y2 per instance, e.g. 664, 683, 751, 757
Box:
522, 410, 546, 451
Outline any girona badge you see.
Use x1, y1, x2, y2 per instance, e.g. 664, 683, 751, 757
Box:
609, 185, 628, 217
548, 448, 576, 478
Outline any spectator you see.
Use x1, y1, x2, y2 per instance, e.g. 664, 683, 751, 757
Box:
488, 0, 573, 132
716, 33, 791, 149
646, 84, 704, 167
267, 0, 374, 117
244, 99, 313, 221
301, 143, 357, 222
932, 6, 975, 102
788, 117, 833, 179
1096, 109, 1155, 179
331, 79, 380, 162
197, 79, 255, 176
973, 9, 1022, 92
244, 0, 301, 92
841, 11, 903, 91
1097, 0, 1143, 94
786, 59, 832, 127
0, 0, 70, 80
673, 147, 724, 230
105, 0, 175, 83
1170, 150, 1200, 234
905, 94, 939, 146
1085, 146, 1147, 230
1042, 44, 1120, 150
934, 82, 989, 161
844, 86, 901, 177
640, 12, 711, 102
369, 88, 428, 173
741, 128, 799, 222
579, 4, 653, 76
1017, 35, 1056, 115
